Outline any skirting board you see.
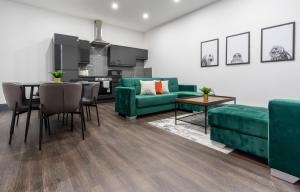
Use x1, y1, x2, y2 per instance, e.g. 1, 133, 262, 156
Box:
271, 168, 299, 184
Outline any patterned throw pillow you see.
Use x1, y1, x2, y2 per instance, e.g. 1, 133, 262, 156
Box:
140, 80, 156, 95
161, 80, 169, 93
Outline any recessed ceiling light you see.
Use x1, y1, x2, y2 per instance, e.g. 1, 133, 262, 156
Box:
173, 0, 181, 3
111, 2, 119, 10
142, 13, 149, 20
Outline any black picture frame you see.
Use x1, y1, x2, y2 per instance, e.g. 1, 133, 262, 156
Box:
201, 38, 219, 67
261, 22, 295, 63
226, 32, 250, 65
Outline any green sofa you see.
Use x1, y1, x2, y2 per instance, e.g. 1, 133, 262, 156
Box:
209, 100, 300, 183
115, 77, 202, 117
208, 104, 269, 159
269, 99, 300, 183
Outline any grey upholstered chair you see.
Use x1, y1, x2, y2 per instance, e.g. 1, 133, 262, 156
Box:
39, 83, 84, 150
82, 82, 100, 126
2, 82, 39, 144
3, 82, 27, 144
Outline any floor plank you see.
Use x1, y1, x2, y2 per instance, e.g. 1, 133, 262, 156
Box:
0, 102, 299, 192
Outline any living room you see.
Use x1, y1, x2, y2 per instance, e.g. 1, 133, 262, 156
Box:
0, 0, 299, 191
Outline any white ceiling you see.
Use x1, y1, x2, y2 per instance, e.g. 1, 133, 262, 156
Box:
10, 0, 217, 32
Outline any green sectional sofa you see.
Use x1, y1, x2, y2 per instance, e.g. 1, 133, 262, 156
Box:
209, 100, 300, 183
115, 77, 202, 117
208, 104, 269, 159
269, 99, 300, 183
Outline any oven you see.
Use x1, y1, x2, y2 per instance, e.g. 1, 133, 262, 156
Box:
95, 77, 113, 97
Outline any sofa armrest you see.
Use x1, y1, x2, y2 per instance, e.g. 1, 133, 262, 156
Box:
269, 99, 300, 178
178, 84, 197, 92
115, 87, 137, 117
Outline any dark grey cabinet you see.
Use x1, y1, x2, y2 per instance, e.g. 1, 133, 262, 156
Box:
61, 70, 78, 82
54, 34, 78, 46
108, 45, 148, 67
61, 44, 79, 70
54, 34, 79, 70
108, 45, 136, 67
135, 48, 148, 60
78, 40, 90, 64
54, 33, 79, 81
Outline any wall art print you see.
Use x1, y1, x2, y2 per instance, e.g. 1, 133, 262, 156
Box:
226, 32, 250, 65
201, 39, 219, 67
261, 22, 295, 62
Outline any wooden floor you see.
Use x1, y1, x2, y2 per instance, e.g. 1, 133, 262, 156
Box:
0, 102, 299, 192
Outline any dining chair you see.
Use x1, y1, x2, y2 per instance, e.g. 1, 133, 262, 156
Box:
39, 83, 84, 150
82, 82, 100, 126
2, 82, 39, 144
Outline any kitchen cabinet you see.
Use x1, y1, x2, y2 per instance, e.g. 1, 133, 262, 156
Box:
108, 45, 136, 67
54, 33, 79, 70
54, 34, 78, 46
108, 45, 148, 67
78, 40, 90, 64
62, 44, 79, 70
54, 33, 80, 81
61, 70, 78, 82
135, 48, 148, 60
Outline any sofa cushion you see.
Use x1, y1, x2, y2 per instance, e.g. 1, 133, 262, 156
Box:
161, 80, 170, 93
208, 104, 268, 139
174, 91, 202, 98
136, 93, 177, 108
140, 80, 156, 95
161, 78, 179, 93
120, 77, 179, 95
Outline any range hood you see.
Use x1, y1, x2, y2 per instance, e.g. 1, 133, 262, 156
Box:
91, 20, 110, 47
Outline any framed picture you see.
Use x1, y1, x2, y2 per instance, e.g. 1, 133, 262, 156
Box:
261, 22, 295, 63
226, 32, 250, 65
201, 39, 219, 67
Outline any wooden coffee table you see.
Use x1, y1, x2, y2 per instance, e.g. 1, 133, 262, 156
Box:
175, 96, 236, 134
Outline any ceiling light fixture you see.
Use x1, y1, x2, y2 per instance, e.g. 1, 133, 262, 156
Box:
111, 2, 119, 10
173, 0, 181, 3
142, 13, 149, 20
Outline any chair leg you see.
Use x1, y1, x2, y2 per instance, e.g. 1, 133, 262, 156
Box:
16, 114, 20, 126
80, 112, 85, 140
24, 110, 31, 143
66, 113, 69, 126
81, 103, 87, 130
9, 109, 17, 145
39, 112, 43, 150
71, 113, 74, 132
62, 113, 65, 125
85, 106, 89, 121
95, 104, 100, 126
44, 114, 48, 132
88, 106, 92, 120
57, 114, 60, 121
47, 117, 51, 136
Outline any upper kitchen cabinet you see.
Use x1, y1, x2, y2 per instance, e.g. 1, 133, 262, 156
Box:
135, 48, 148, 60
78, 40, 90, 64
108, 45, 148, 67
54, 34, 78, 46
54, 33, 79, 70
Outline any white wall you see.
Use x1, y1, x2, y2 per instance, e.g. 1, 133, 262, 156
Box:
145, 0, 300, 107
0, 0, 145, 104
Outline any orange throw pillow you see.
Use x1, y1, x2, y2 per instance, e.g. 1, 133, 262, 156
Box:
155, 81, 163, 94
